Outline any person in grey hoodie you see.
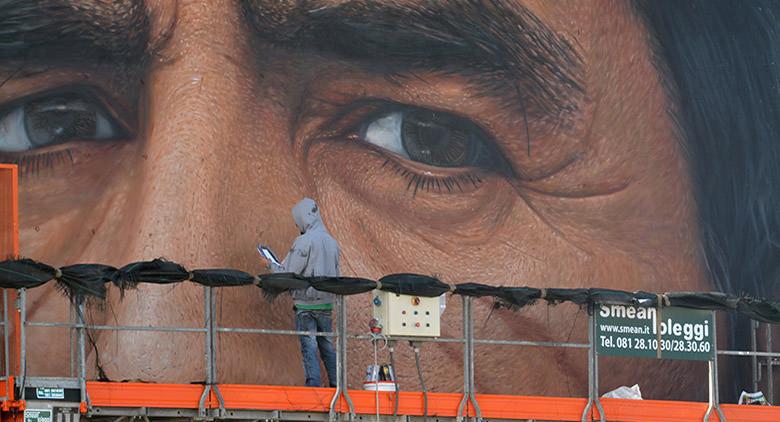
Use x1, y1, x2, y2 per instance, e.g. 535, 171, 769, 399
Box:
260, 198, 339, 387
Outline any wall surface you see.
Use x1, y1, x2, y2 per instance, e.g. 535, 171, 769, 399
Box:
1, 0, 778, 403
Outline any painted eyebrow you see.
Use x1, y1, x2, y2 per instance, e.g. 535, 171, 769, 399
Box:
0, 0, 149, 64
242, 0, 585, 117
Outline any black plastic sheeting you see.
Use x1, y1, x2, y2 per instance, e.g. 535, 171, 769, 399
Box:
1, 258, 779, 323
378, 274, 451, 297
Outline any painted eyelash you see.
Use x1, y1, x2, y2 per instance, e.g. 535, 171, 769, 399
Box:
381, 159, 483, 197
0, 149, 74, 176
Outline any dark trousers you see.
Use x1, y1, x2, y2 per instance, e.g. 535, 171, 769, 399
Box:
295, 309, 337, 387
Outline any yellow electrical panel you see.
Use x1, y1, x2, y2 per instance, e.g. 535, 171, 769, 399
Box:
371, 290, 441, 337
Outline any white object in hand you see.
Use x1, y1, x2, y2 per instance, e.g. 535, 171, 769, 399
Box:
257, 244, 281, 266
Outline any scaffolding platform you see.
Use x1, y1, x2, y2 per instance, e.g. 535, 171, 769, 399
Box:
4, 166, 780, 422
1, 378, 779, 422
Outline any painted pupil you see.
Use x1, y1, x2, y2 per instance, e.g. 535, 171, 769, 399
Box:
24, 96, 97, 147
401, 110, 475, 167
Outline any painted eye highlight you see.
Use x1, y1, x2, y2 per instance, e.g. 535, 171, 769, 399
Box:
359, 108, 511, 172
0, 94, 124, 152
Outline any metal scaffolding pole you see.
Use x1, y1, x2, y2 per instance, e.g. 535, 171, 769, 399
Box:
751, 320, 759, 392
703, 314, 725, 422
456, 296, 480, 422
767, 323, 774, 405
210, 287, 225, 417
3, 290, 9, 400
329, 295, 354, 421
77, 299, 89, 409
581, 309, 604, 422
18, 288, 25, 401
198, 286, 213, 418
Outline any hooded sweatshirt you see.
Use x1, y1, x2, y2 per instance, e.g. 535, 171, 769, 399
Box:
269, 198, 339, 310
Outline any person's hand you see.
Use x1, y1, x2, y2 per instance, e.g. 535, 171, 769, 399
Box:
258, 256, 271, 269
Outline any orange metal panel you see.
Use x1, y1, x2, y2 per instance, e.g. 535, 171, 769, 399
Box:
217, 385, 471, 416
0, 166, 18, 406
579, 398, 780, 422
721, 403, 780, 421
81, 383, 780, 421
216, 385, 335, 412
474, 393, 587, 421
600, 398, 712, 421
87, 382, 205, 409
348, 389, 466, 417
0, 164, 18, 260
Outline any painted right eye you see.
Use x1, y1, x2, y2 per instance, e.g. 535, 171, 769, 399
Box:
358, 108, 512, 173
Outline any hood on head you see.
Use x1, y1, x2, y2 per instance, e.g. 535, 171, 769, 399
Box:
292, 197, 322, 233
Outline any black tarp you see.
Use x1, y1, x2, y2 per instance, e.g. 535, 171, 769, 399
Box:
190, 269, 256, 287
1, 259, 779, 324
379, 274, 450, 297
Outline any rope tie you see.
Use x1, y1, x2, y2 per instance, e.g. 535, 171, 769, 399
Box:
448, 283, 456, 292
253, 275, 262, 286
54, 268, 63, 280
186, 272, 194, 281
375, 280, 382, 290
539, 288, 547, 299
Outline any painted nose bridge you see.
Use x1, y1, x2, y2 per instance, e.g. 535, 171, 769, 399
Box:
126, 5, 254, 264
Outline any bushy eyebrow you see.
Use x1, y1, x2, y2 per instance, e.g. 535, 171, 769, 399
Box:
242, 0, 585, 117
0, 0, 149, 64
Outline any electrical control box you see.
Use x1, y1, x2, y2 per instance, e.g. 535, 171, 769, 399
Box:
371, 290, 441, 337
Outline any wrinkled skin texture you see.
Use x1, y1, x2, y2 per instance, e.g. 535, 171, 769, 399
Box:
6, 0, 713, 399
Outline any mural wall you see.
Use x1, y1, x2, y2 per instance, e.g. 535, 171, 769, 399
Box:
1, 0, 778, 402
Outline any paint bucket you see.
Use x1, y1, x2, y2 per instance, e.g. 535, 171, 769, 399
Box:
362, 381, 397, 392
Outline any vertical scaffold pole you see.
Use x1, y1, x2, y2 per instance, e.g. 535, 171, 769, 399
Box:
77, 298, 89, 409
767, 324, 774, 404
457, 296, 470, 422
18, 288, 26, 401
457, 297, 480, 422
198, 286, 213, 418
329, 295, 354, 421
210, 287, 225, 417
3, 289, 9, 400
751, 320, 759, 392
467, 297, 481, 422
582, 306, 604, 422
703, 313, 725, 422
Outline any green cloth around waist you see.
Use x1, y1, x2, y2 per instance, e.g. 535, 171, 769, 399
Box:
295, 303, 333, 311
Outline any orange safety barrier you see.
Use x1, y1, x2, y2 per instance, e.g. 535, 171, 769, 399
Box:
87, 382, 205, 409
0, 164, 17, 260
83, 382, 780, 421
0, 165, 19, 416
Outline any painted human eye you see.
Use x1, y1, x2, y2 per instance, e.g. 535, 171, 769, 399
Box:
358, 108, 512, 173
0, 93, 126, 152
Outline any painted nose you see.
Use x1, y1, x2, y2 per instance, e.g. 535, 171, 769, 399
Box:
93, 2, 304, 383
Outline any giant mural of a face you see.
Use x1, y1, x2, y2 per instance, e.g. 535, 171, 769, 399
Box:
2, 0, 777, 402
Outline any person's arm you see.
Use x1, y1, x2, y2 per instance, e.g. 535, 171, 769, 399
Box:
270, 237, 310, 275
268, 256, 286, 273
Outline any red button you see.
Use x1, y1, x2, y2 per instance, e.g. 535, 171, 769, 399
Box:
415, 322, 421, 327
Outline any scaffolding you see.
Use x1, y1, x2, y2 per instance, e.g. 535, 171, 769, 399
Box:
2, 164, 780, 422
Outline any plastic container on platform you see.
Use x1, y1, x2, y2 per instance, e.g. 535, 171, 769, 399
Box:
362, 381, 397, 392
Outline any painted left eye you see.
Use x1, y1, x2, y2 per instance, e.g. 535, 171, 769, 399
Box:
0, 93, 124, 152
359, 108, 511, 172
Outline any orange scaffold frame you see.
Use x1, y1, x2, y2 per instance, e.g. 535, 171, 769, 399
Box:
2, 163, 780, 422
